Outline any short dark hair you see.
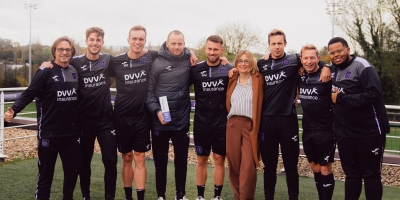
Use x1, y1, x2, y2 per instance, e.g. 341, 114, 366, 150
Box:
51, 36, 76, 60
206, 35, 223, 45
268, 29, 286, 44
85, 27, 104, 40
167, 30, 184, 41
328, 37, 349, 48
129, 25, 147, 37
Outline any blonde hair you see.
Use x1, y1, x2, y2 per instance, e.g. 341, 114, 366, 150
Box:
300, 44, 319, 57
234, 50, 259, 75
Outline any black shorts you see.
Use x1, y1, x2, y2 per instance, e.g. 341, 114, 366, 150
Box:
115, 113, 151, 154
193, 125, 226, 156
302, 130, 336, 165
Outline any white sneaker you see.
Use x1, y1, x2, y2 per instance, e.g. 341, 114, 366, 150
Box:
157, 197, 165, 200
196, 196, 205, 200
174, 196, 188, 200
211, 196, 222, 200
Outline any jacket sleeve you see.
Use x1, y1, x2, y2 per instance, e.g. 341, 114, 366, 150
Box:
11, 68, 47, 116
146, 60, 161, 116
149, 50, 159, 60
336, 67, 382, 108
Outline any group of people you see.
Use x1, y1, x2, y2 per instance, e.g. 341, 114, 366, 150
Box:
3, 26, 389, 200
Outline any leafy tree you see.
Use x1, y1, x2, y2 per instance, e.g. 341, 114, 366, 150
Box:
337, 0, 400, 104
2, 69, 20, 88
215, 21, 264, 61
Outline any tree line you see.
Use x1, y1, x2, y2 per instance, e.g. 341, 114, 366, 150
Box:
1, 2, 400, 105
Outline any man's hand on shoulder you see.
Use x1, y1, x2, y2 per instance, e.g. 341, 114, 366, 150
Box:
40, 61, 53, 69
189, 50, 198, 66
138, 49, 149, 58
263, 53, 270, 60
220, 57, 229, 65
319, 65, 331, 82
298, 67, 305, 76
228, 68, 237, 78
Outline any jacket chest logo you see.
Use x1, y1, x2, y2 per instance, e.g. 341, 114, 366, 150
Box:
52, 75, 59, 81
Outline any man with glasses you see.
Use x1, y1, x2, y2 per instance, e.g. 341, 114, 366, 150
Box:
329, 37, 389, 200
40, 27, 118, 200
4, 37, 80, 200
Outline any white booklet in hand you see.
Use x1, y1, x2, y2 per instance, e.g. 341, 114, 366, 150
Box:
159, 96, 171, 122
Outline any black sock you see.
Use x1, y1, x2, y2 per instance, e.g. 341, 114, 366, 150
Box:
321, 173, 335, 200
314, 172, 323, 200
197, 185, 205, 198
124, 186, 133, 200
137, 189, 145, 200
214, 185, 223, 197
176, 190, 185, 200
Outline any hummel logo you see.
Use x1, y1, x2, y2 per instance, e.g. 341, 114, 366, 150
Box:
372, 148, 379, 155
280, 71, 287, 78
323, 184, 332, 187
312, 87, 318, 94
81, 65, 87, 71
201, 71, 207, 77
146, 144, 150, 149
324, 156, 329, 162
52, 75, 59, 81
111, 130, 116, 136
292, 135, 298, 141
166, 66, 172, 71
122, 62, 128, 67
262, 65, 269, 70
77, 138, 80, 144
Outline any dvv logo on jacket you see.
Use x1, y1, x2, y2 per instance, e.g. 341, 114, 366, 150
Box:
84, 73, 107, 88
265, 71, 287, 85
124, 70, 147, 84
299, 87, 319, 100
202, 79, 225, 92
57, 88, 77, 101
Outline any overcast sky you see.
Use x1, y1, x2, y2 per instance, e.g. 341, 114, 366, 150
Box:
1, 0, 348, 53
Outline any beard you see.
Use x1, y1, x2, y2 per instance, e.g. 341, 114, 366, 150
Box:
336, 53, 350, 69
207, 56, 220, 64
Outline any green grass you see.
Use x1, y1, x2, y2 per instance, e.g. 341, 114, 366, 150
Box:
0, 154, 399, 199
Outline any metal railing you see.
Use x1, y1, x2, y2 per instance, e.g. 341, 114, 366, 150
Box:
1, 87, 400, 159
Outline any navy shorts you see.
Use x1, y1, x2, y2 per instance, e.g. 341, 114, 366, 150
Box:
115, 113, 151, 154
302, 130, 336, 165
193, 125, 226, 156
